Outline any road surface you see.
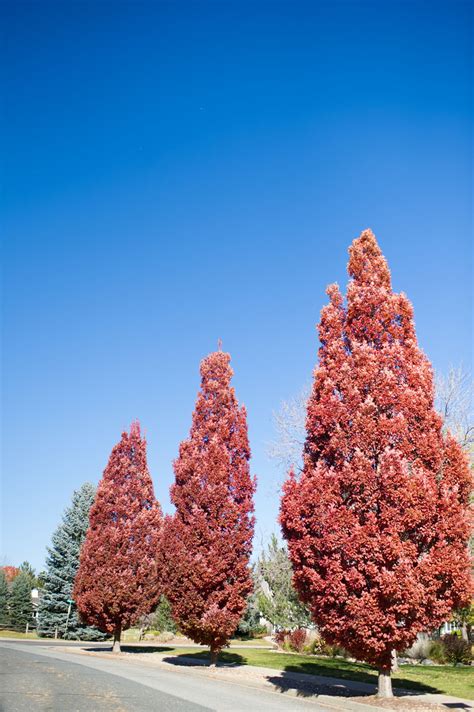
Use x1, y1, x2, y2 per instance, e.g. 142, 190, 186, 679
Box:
0, 641, 337, 711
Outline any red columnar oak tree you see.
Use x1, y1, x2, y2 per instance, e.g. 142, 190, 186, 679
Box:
74, 422, 162, 652
280, 230, 472, 697
161, 350, 256, 665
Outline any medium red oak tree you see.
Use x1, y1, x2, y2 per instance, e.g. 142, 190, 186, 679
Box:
280, 230, 472, 697
161, 349, 256, 665
74, 422, 162, 652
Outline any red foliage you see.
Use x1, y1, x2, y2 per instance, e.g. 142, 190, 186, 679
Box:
289, 628, 307, 653
1, 566, 20, 583
73, 422, 162, 638
274, 629, 288, 647
280, 229, 472, 673
161, 350, 256, 658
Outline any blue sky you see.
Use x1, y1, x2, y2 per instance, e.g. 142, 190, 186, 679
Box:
2, 1, 472, 572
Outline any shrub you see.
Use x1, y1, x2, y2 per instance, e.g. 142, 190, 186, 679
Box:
428, 640, 447, 664
321, 642, 350, 658
274, 629, 289, 648
308, 635, 325, 655
274, 628, 309, 653
441, 634, 472, 665
157, 631, 175, 643
253, 625, 269, 638
289, 628, 306, 653
404, 636, 432, 662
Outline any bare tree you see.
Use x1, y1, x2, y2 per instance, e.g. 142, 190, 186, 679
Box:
270, 365, 473, 471
267, 386, 309, 474
435, 365, 474, 462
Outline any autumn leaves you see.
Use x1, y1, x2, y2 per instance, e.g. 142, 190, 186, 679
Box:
74, 230, 472, 689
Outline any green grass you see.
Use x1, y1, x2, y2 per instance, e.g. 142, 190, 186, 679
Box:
229, 637, 272, 647
144, 646, 473, 700
0, 629, 39, 639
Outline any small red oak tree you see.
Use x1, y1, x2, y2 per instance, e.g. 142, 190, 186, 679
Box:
161, 350, 256, 665
280, 230, 472, 697
74, 422, 162, 652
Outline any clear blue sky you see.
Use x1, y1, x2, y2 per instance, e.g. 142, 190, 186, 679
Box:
2, 1, 472, 572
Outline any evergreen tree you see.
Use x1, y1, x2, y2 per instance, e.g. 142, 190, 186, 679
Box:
280, 229, 472, 697
19, 561, 39, 589
38, 482, 107, 640
255, 534, 311, 629
152, 595, 177, 634
74, 423, 163, 652
236, 589, 263, 637
9, 572, 33, 628
0, 569, 9, 626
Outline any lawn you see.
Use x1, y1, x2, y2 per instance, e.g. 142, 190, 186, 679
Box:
0, 629, 39, 639
229, 637, 272, 647
148, 646, 473, 700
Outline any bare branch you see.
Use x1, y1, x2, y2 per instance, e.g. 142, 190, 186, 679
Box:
435, 364, 474, 461
266, 385, 310, 473
268, 366, 474, 479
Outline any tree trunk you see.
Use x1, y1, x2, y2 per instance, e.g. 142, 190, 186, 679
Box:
461, 622, 468, 642
112, 625, 122, 653
209, 648, 218, 667
391, 649, 399, 673
378, 667, 393, 698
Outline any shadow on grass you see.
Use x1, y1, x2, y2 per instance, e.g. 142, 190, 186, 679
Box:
266, 662, 440, 700
89, 644, 450, 700
163, 651, 246, 668
84, 645, 174, 655
158, 651, 441, 699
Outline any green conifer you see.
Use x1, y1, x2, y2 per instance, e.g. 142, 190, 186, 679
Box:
255, 534, 311, 629
37, 483, 107, 640
0, 569, 9, 626
9, 572, 33, 628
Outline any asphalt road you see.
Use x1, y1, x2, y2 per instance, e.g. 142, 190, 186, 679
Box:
0, 645, 207, 711
0, 641, 337, 712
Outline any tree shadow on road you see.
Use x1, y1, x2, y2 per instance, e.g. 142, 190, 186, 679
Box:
266, 671, 365, 699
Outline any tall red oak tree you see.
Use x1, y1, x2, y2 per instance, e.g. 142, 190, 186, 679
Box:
74, 422, 162, 652
280, 230, 472, 697
161, 350, 256, 665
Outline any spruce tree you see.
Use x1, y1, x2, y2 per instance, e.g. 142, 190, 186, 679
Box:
255, 534, 311, 629
19, 561, 38, 589
38, 482, 107, 640
0, 569, 9, 626
9, 572, 33, 629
